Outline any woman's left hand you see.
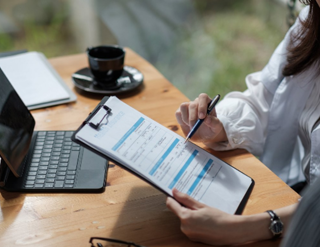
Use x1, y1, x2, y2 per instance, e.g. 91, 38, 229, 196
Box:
166, 189, 250, 246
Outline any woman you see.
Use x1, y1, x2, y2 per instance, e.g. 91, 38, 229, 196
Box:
166, 0, 320, 245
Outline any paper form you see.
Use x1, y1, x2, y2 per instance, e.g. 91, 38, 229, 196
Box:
76, 96, 253, 214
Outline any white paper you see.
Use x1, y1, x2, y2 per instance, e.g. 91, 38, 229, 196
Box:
76, 96, 252, 214
0, 52, 70, 106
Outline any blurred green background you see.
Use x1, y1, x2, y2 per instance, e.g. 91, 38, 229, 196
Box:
0, 0, 300, 99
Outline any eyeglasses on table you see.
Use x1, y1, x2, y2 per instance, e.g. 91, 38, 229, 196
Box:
89, 237, 146, 247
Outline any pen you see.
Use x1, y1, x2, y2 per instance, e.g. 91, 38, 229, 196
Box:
184, 94, 220, 144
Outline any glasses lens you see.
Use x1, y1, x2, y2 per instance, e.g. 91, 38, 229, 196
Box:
91, 239, 128, 247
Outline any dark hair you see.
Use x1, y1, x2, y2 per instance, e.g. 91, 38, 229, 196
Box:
282, 0, 320, 76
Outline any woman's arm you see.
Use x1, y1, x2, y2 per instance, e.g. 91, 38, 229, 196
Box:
166, 189, 297, 246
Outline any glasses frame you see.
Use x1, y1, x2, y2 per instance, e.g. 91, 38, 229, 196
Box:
89, 237, 145, 247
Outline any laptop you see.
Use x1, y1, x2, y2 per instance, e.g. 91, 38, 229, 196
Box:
0, 68, 108, 192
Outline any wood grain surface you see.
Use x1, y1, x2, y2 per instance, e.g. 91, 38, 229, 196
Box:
0, 48, 300, 247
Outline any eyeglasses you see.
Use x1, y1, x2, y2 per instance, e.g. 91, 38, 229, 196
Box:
89, 237, 146, 247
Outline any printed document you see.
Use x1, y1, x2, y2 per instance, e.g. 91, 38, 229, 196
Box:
75, 96, 253, 214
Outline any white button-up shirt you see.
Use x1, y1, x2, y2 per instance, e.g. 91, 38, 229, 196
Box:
211, 6, 320, 186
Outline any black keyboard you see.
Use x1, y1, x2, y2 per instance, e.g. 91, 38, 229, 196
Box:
24, 131, 81, 189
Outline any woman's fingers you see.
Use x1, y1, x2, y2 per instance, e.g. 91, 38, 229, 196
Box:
172, 188, 205, 210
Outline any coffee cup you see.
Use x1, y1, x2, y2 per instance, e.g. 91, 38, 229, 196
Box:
87, 45, 125, 87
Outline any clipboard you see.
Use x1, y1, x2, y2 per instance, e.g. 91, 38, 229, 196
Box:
71, 96, 254, 215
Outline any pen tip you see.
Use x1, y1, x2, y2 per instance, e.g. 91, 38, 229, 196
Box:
184, 138, 188, 144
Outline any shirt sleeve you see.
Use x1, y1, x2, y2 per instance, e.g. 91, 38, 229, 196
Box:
210, 72, 273, 156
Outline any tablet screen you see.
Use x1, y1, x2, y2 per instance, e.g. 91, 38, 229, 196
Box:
0, 68, 35, 177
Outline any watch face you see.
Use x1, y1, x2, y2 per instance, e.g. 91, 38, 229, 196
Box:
271, 220, 283, 234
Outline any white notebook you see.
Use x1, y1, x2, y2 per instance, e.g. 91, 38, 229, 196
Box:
73, 96, 254, 214
0, 51, 76, 110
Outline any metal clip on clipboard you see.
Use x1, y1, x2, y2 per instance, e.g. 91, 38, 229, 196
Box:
89, 105, 112, 130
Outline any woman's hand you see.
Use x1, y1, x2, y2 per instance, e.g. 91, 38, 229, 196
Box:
166, 189, 247, 245
166, 189, 283, 246
176, 93, 227, 144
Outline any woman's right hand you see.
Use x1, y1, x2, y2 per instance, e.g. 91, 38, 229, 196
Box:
176, 93, 227, 144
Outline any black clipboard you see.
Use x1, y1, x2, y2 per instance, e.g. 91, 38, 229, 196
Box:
71, 96, 254, 215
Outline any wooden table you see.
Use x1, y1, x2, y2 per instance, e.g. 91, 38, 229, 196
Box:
0, 48, 300, 247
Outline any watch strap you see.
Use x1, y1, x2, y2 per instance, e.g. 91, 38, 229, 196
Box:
266, 210, 280, 220
266, 210, 283, 239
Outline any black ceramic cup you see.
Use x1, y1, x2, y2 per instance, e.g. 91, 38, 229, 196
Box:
87, 45, 125, 87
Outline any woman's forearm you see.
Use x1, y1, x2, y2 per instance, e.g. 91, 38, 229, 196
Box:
234, 203, 298, 243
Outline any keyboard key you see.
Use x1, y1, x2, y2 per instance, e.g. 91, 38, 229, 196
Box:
45, 183, 54, 188
66, 175, 75, 180
56, 176, 65, 180
27, 176, 36, 180
65, 132, 73, 137
64, 184, 73, 188
48, 169, 57, 174
67, 171, 76, 175
59, 163, 68, 167
34, 184, 44, 188
65, 180, 74, 184
35, 179, 45, 184
38, 170, 47, 175
57, 171, 66, 176
46, 178, 55, 183
54, 181, 64, 187
47, 174, 56, 178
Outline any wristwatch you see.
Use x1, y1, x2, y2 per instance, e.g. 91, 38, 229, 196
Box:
266, 210, 283, 239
